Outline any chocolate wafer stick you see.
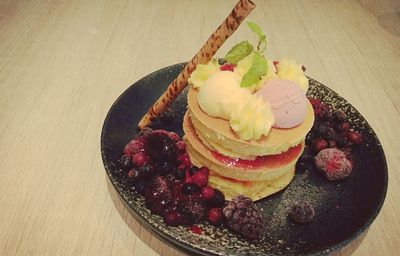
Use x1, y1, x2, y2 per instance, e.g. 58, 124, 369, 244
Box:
138, 0, 256, 129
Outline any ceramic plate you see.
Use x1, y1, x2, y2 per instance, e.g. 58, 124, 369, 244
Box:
101, 63, 387, 255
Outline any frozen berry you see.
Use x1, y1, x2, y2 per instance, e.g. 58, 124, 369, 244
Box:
163, 211, 187, 226
192, 171, 208, 188
174, 168, 186, 180
289, 200, 315, 224
127, 168, 142, 183
132, 152, 148, 166
337, 122, 351, 132
313, 138, 328, 152
189, 166, 199, 176
334, 110, 347, 122
176, 141, 186, 151
123, 138, 145, 156
198, 167, 210, 176
309, 98, 322, 110
207, 208, 224, 225
314, 148, 353, 181
328, 140, 337, 148
315, 123, 329, 136
347, 131, 363, 145
134, 179, 147, 195
183, 183, 199, 195
218, 58, 227, 65
144, 176, 173, 214
200, 186, 215, 201
159, 108, 175, 124
118, 155, 132, 170
223, 195, 264, 240
146, 132, 178, 163
156, 161, 175, 176
208, 189, 225, 208
178, 199, 206, 223
137, 164, 154, 178
220, 63, 235, 72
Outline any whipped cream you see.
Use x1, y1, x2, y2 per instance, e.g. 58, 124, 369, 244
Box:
188, 61, 219, 89
276, 58, 308, 91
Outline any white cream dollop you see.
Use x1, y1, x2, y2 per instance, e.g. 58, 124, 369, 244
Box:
229, 94, 275, 140
188, 61, 219, 89
198, 71, 251, 119
276, 58, 309, 91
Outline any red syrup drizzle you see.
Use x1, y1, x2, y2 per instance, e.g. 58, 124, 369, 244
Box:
189, 225, 203, 235
211, 144, 302, 169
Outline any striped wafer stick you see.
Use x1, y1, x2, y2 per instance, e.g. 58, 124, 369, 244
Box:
138, 0, 256, 129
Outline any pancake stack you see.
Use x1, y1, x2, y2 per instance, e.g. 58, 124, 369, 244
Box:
183, 88, 314, 201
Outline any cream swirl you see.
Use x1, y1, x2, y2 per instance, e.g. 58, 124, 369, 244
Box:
276, 58, 308, 91
229, 94, 275, 140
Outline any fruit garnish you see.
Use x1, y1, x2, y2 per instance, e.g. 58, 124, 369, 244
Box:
314, 148, 353, 181
289, 200, 315, 224
223, 195, 264, 240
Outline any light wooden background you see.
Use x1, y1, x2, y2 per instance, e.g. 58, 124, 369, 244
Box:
1, 0, 399, 255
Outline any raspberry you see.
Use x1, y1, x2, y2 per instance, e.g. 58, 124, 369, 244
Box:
220, 64, 235, 72
189, 166, 199, 176
207, 208, 224, 225
192, 171, 208, 188
313, 138, 328, 152
163, 211, 187, 226
132, 152, 148, 167
176, 141, 186, 151
123, 138, 145, 156
289, 200, 315, 224
178, 153, 191, 167
314, 148, 353, 181
198, 167, 210, 176
200, 186, 215, 201
347, 131, 363, 145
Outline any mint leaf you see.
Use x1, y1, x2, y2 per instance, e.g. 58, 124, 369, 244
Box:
224, 41, 254, 64
240, 53, 268, 88
247, 22, 267, 53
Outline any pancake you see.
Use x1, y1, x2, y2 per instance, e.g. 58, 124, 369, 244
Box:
187, 88, 314, 157
183, 111, 305, 181
208, 168, 295, 201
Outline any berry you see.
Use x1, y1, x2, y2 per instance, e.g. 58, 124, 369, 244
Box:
218, 58, 227, 65
309, 98, 322, 110
328, 140, 337, 148
151, 129, 179, 142
305, 132, 315, 144
314, 148, 353, 181
289, 200, 315, 224
223, 195, 264, 240
334, 110, 347, 122
123, 137, 145, 156
144, 176, 173, 214
176, 141, 186, 151
192, 171, 209, 188
208, 189, 225, 208
138, 127, 153, 137
314, 123, 329, 136
220, 64, 235, 72
159, 108, 175, 124
189, 166, 199, 176
178, 199, 206, 223
156, 161, 175, 176
200, 186, 215, 201
132, 152, 148, 166
146, 132, 178, 163
134, 179, 147, 195
178, 153, 191, 167
198, 167, 210, 176
337, 122, 351, 132
163, 211, 187, 226
118, 155, 132, 170
313, 138, 328, 152
137, 164, 154, 178
347, 131, 363, 145
183, 183, 199, 195
207, 208, 224, 225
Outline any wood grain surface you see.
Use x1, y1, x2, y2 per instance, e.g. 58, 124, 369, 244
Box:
0, 0, 399, 255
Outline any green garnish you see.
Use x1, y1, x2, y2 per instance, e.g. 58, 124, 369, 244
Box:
224, 41, 254, 65
223, 22, 269, 88
240, 53, 268, 88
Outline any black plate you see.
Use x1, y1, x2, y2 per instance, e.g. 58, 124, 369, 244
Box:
101, 63, 388, 255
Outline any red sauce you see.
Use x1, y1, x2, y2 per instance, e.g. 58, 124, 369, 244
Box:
189, 225, 203, 235
211, 144, 302, 169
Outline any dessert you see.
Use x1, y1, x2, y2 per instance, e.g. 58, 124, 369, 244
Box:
183, 22, 314, 201
315, 148, 353, 181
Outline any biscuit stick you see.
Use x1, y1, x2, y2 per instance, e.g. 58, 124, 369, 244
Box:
138, 0, 255, 129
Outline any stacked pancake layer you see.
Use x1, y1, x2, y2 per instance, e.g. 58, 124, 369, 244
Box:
183, 88, 314, 201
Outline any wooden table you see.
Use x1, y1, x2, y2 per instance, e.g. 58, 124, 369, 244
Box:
1, 0, 399, 255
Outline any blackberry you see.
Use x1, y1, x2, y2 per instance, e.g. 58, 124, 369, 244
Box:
334, 110, 347, 122
208, 189, 225, 208
178, 199, 206, 223
223, 195, 264, 240
144, 176, 173, 215
289, 200, 315, 224
156, 161, 175, 176
146, 133, 178, 163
